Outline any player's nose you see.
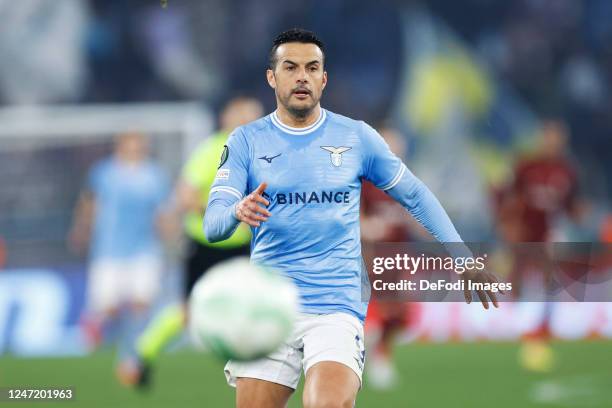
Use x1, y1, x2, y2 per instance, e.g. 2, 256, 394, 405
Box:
296, 68, 309, 82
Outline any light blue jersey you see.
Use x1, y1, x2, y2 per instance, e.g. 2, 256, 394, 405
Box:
88, 158, 169, 260
205, 109, 464, 321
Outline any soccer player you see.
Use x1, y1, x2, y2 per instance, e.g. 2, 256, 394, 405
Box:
133, 97, 263, 387
204, 28, 498, 408
495, 119, 578, 372
360, 126, 413, 389
69, 131, 171, 384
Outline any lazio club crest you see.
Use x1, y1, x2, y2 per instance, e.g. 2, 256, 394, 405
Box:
320, 146, 352, 167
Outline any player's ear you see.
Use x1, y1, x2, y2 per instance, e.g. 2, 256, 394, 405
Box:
321, 70, 327, 91
266, 69, 276, 89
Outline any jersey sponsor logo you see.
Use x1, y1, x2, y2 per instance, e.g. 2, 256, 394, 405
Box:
215, 168, 230, 180
258, 153, 282, 163
320, 146, 352, 167
218, 145, 229, 169
265, 190, 350, 205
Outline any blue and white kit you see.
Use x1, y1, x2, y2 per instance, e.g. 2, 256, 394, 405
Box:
204, 108, 465, 388
204, 109, 463, 322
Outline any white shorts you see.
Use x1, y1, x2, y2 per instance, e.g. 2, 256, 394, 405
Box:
87, 255, 163, 313
225, 312, 365, 390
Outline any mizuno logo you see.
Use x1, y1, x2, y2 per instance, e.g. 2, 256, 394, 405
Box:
320, 146, 351, 167
258, 153, 281, 163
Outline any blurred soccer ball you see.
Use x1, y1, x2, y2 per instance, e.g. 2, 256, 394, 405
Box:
189, 257, 298, 361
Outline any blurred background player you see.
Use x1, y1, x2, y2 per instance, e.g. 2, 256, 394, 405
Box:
361, 126, 412, 389
494, 119, 578, 372
69, 131, 172, 384
133, 96, 263, 388
496, 120, 578, 244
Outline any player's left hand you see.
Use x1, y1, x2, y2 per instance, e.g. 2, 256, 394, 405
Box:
461, 269, 505, 310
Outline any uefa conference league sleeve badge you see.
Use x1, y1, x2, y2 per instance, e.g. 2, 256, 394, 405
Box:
218, 145, 229, 169
215, 145, 231, 180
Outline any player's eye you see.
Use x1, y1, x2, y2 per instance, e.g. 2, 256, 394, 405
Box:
309, 66, 319, 72
285, 65, 295, 71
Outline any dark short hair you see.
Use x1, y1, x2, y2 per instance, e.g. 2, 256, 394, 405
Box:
268, 28, 325, 69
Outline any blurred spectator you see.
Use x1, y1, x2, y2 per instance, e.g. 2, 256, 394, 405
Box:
0, 0, 87, 104
69, 131, 172, 384
138, 2, 225, 100
85, 0, 167, 101
430, 0, 612, 195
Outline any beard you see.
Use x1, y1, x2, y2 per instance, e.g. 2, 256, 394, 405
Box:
278, 90, 319, 119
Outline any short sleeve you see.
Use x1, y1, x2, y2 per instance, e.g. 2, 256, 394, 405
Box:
208, 127, 250, 202
361, 122, 405, 190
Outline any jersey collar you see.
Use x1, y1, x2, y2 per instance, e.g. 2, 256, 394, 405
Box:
270, 108, 327, 135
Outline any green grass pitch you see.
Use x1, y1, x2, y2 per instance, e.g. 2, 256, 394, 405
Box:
2, 341, 612, 407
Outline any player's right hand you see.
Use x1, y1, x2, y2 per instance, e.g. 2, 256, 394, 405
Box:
235, 182, 271, 227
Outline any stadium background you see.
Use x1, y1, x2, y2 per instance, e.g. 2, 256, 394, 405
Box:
1, 0, 611, 407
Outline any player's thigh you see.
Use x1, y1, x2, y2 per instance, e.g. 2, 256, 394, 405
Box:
301, 313, 364, 408
303, 361, 359, 408
236, 378, 293, 408
225, 340, 302, 405
128, 254, 163, 308
87, 258, 122, 314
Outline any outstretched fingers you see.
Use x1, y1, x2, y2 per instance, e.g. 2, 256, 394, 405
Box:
235, 182, 271, 227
